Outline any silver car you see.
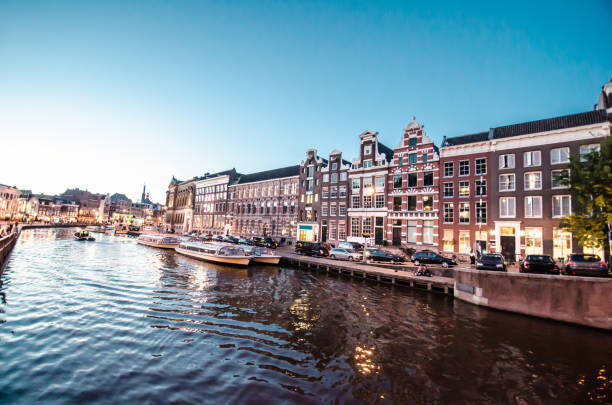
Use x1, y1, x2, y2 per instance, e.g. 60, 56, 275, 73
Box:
329, 248, 362, 261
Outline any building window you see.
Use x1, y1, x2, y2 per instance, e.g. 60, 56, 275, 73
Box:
363, 177, 373, 188
393, 175, 402, 189
423, 195, 433, 211
580, 144, 600, 161
423, 221, 433, 244
459, 203, 469, 223
330, 187, 338, 198
443, 182, 453, 198
322, 188, 329, 198
363, 160, 373, 168
329, 220, 337, 240
340, 172, 347, 181
459, 181, 470, 197
443, 203, 454, 223
332, 162, 338, 170
351, 218, 360, 237
339, 185, 347, 197
338, 222, 346, 240
551, 147, 569, 164
423, 153, 428, 162
339, 204, 346, 216
352, 195, 360, 208
393, 196, 402, 211
407, 221, 417, 243
423, 172, 434, 186
499, 154, 515, 169
307, 166, 314, 178
364, 145, 372, 155
307, 180, 313, 192
323, 174, 329, 183
459, 160, 470, 176
444, 162, 454, 177
443, 230, 454, 252
398, 156, 403, 165
352, 179, 360, 190
524, 151, 541, 167
525, 196, 542, 218
459, 231, 470, 254
375, 194, 385, 208
407, 195, 417, 211
331, 173, 338, 183
409, 137, 417, 147
476, 202, 487, 224
524, 228, 543, 255
475, 158, 487, 175
551, 169, 569, 189
407, 173, 417, 187
409, 153, 417, 164
330, 204, 337, 216
363, 195, 372, 208
524, 172, 542, 190
322, 204, 329, 216
374, 176, 385, 189
475, 180, 487, 196
499, 174, 515, 191
553, 227, 571, 260
362, 217, 372, 236
552, 195, 571, 217
500, 197, 516, 218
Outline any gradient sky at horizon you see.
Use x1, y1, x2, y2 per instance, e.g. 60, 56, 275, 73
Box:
1, 0, 611, 203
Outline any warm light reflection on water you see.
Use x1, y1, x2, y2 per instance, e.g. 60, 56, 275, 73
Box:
0, 228, 610, 404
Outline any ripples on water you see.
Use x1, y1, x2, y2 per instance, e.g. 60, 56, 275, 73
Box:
0, 229, 610, 404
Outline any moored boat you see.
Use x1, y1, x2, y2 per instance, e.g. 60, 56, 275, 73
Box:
86, 225, 106, 233
137, 234, 180, 249
74, 230, 95, 241
243, 246, 281, 265
175, 241, 251, 266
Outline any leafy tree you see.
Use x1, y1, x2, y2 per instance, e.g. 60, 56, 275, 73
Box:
559, 133, 612, 257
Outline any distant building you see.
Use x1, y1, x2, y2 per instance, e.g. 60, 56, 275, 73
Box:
229, 165, 299, 243
0, 184, 21, 221
192, 169, 240, 236
164, 177, 196, 234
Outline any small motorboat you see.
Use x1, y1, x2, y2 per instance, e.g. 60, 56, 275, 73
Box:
243, 246, 281, 265
74, 230, 95, 241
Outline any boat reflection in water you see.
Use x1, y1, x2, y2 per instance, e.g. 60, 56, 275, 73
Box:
137, 234, 181, 249
175, 241, 252, 266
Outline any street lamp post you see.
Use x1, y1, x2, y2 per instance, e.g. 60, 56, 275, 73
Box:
363, 186, 375, 264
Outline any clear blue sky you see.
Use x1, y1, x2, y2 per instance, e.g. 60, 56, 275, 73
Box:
1, 0, 610, 203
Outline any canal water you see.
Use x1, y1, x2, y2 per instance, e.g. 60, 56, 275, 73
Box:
0, 228, 610, 404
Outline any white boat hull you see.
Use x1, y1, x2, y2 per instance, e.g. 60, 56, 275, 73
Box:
175, 247, 251, 266
251, 255, 281, 265
137, 240, 179, 249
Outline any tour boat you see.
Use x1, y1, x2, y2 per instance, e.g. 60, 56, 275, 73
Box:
86, 226, 106, 233
74, 230, 95, 241
243, 246, 281, 265
137, 234, 181, 249
114, 225, 129, 236
175, 241, 252, 266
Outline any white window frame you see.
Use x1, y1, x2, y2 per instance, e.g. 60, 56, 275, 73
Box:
458, 181, 470, 197
499, 197, 516, 218
499, 154, 515, 169
363, 159, 373, 168
552, 195, 571, 218
524, 196, 543, 218
551, 169, 569, 189
579, 143, 600, 162
499, 174, 515, 192
443, 182, 453, 198
524, 171, 542, 191
523, 151, 541, 167
459, 160, 470, 176
475, 158, 487, 175
444, 162, 454, 177
550, 147, 569, 165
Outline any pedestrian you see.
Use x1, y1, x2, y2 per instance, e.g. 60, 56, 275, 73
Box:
469, 249, 476, 265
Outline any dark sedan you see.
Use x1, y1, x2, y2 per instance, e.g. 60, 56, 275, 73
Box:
476, 254, 506, 271
238, 237, 253, 246
564, 254, 608, 277
520, 255, 560, 275
365, 249, 404, 264
411, 251, 456, 268
222, 236, 239, 244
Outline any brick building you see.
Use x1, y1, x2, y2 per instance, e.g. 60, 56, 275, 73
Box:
438, 132, 491, 255
319, 150, 351, 245
296, 149, 327, 242
386, 119, 440, 249
192, 169, 239, 236
229, 165, 299, 243
347, 131, 393, 246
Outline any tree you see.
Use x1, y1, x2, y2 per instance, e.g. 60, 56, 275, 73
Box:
559, 133, 612, 257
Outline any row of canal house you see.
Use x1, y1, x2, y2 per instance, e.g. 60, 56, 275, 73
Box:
164, 78, 612, 259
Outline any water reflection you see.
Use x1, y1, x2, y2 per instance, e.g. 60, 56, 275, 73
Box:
0, 228, 610, 404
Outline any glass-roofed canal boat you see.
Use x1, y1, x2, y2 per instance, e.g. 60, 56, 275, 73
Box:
137, 234, 181, 249
175, 241, 252, 266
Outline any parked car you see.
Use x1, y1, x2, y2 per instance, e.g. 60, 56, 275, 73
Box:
329, 248, 362, 261
476, 254, 506, 271
519, 255, 560, 275
365, 248, 404, 263
338, 241, 364, 252
238, 237, 253, 246
252, 236, 278, 249
222, 235, 239, 244
564, 254, 609, 277
295, 241, 329, 257
212, 235, 224, 242
411, 251, 456, 268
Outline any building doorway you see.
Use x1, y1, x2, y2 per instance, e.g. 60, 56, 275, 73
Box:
321, 220, 327, 243
375, 217, 384, 245
500, 226, 516, 263
392, 227, 401, 246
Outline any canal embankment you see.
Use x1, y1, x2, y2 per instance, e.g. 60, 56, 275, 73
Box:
454, 269, 612, 330
0, 232, 18, 273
